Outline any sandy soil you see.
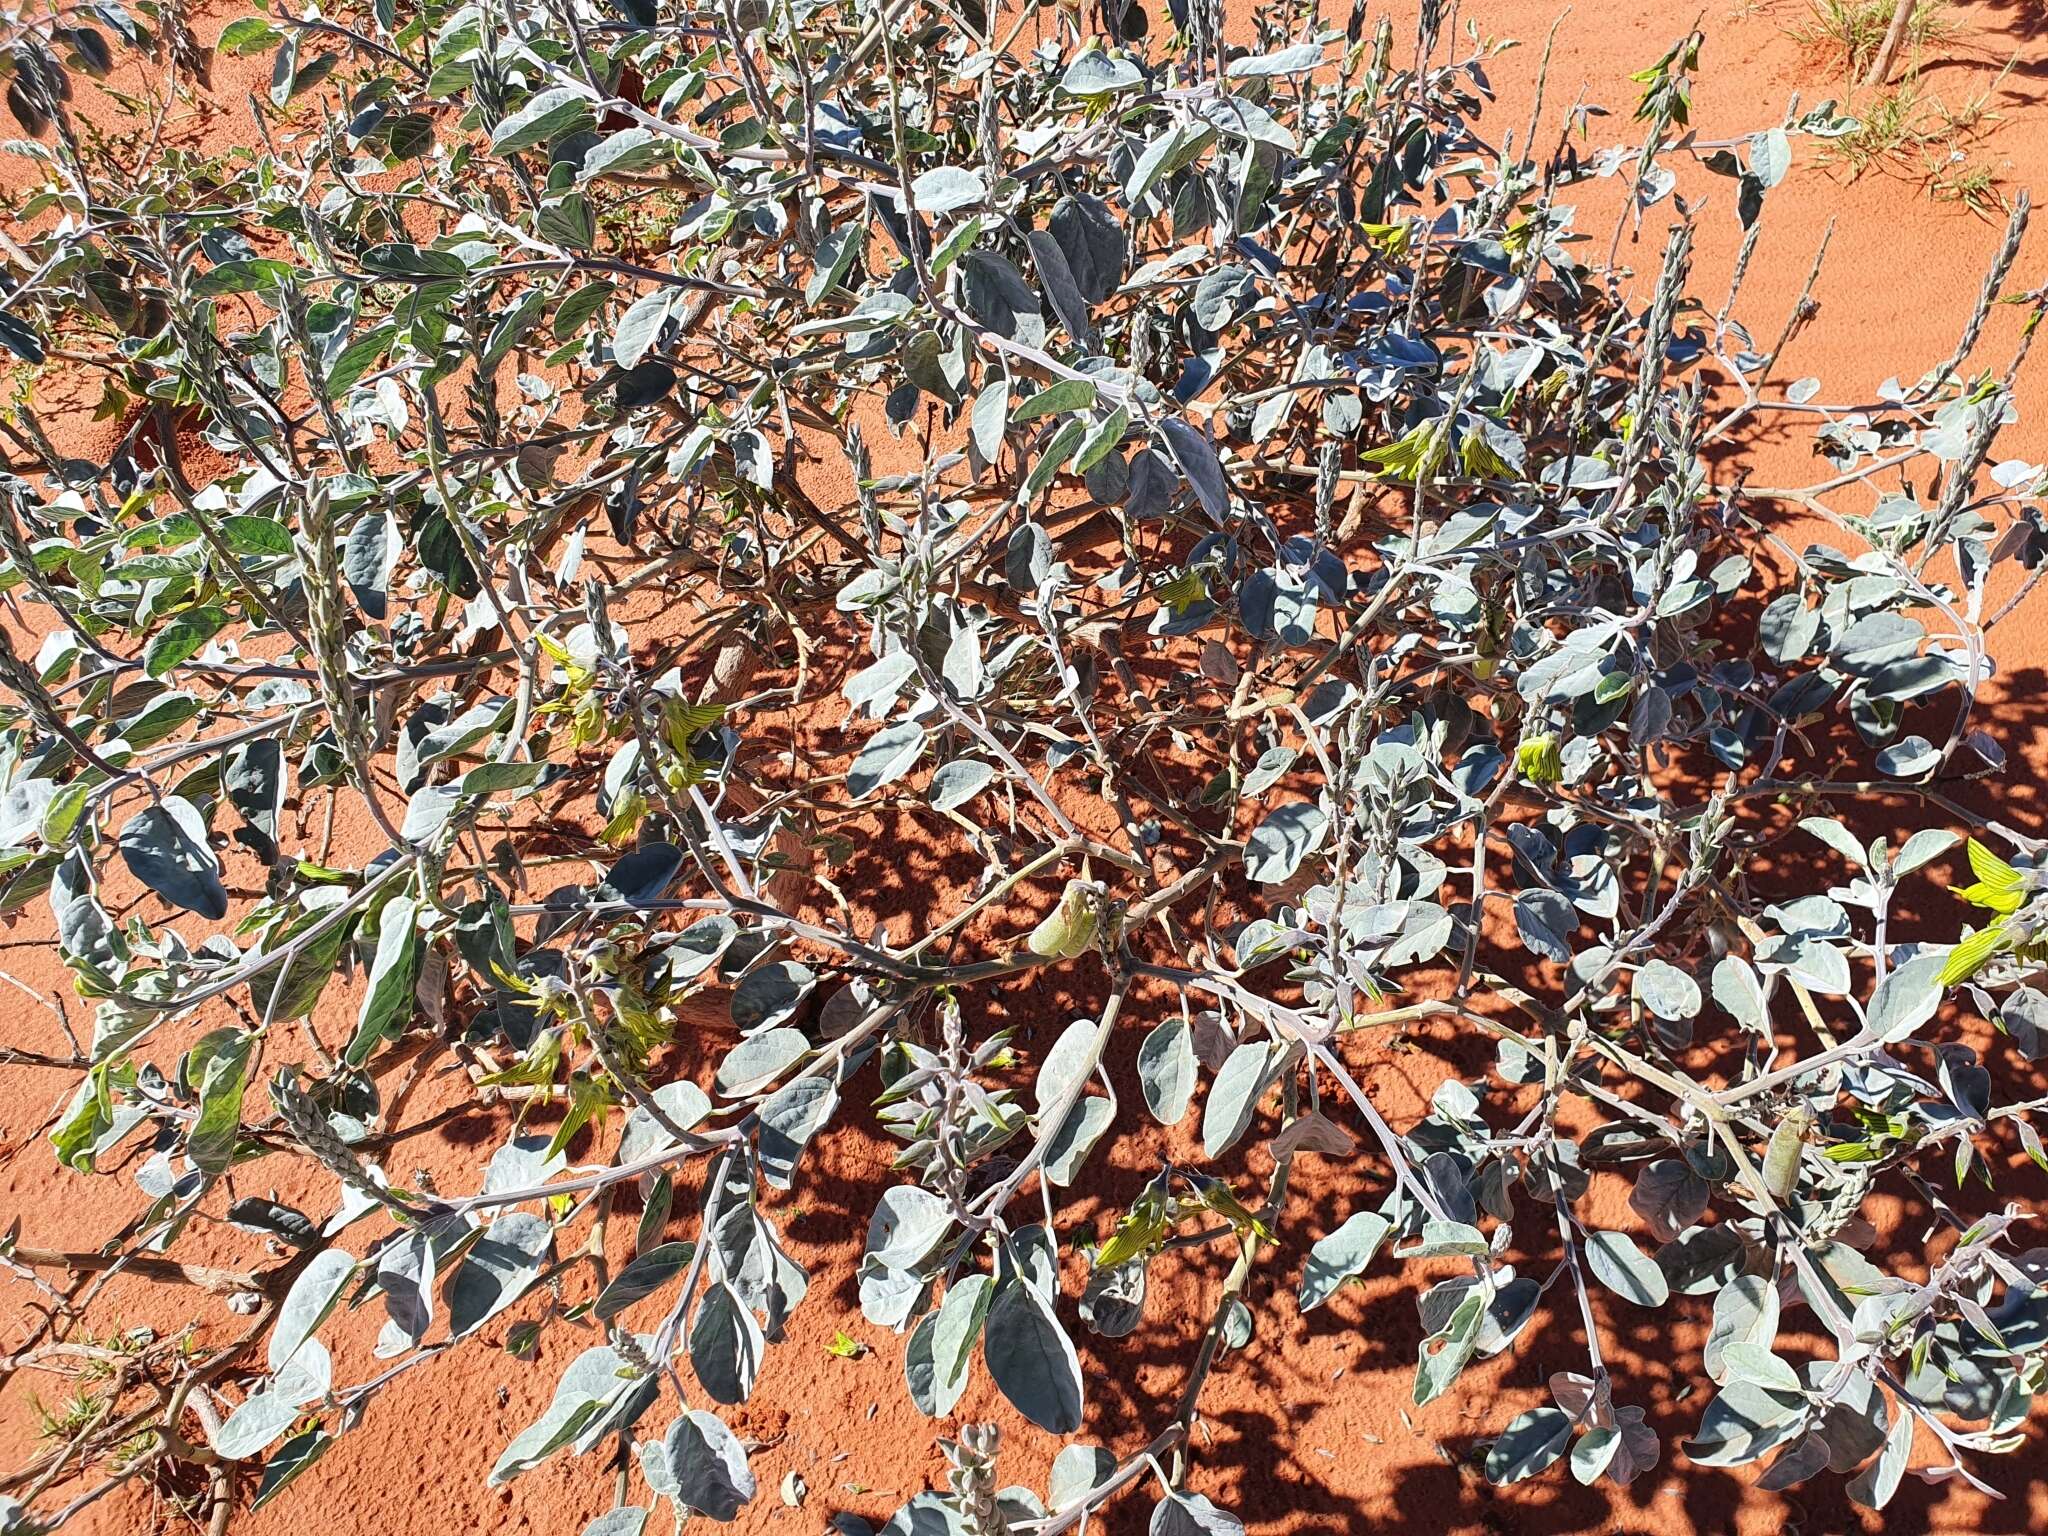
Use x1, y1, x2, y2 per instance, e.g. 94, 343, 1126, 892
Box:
5, 4, 2048, 1534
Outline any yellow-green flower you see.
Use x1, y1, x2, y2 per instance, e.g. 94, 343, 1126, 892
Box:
1093, 1169, 1173, 1269
1188, 1174, 1275, 1242
1357, 419, 1450, 482
1517, 734, 1562, 785
1955, 837, 2026, 916
1092, 1205, 1168, 1270
1939, 839, 2046, 985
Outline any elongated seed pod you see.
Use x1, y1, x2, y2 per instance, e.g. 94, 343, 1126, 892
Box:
1761, 1106, 1814, 1203
1026, 880, 1101, 960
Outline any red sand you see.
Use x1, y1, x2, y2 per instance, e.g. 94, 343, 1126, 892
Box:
5, 5, 2048, 1534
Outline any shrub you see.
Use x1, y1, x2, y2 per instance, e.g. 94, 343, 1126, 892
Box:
2, 3, 2047, 1531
